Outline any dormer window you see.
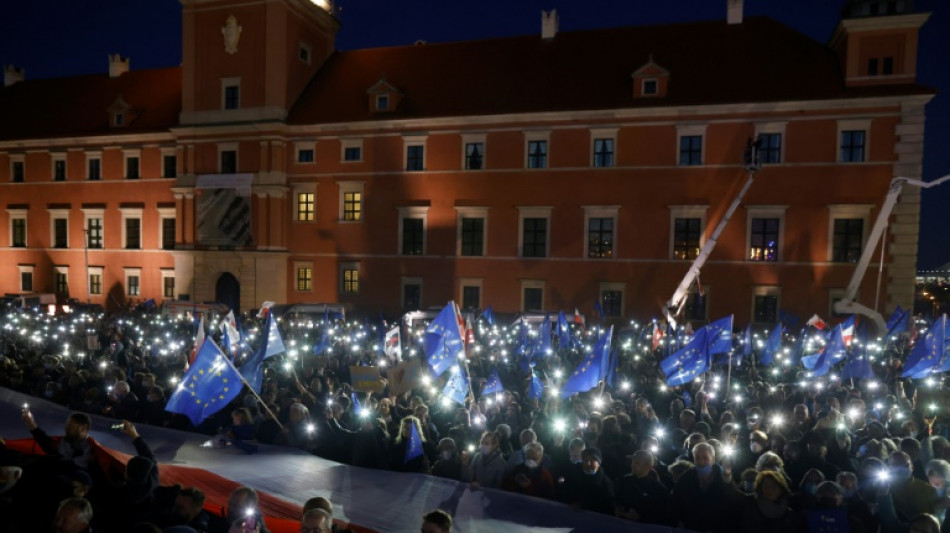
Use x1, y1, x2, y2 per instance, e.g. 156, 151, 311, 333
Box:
366, 77, 402, 114
114, 113, 124, 126
107, 95, 134, 128
631, 55, 670, 99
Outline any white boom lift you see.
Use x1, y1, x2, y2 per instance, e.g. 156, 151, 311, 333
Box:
833, 174, 950, 332
663, 140, 762, 329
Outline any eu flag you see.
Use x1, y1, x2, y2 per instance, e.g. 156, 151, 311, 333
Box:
528, 371, 544, 400
759, 323, 785, 366
166, 338, 243, 426
239, 312, 285, 393
535, 314, 552, 356
841, 322, 875, 380
557, 311, 571, 348
811, 324, 846, 377
665, 328, 710, 387
886, 306, 910, 339
740, 325, 753, 358
404, 419, 424, 464
424, 303, 464, 377
560, 326, 613, 398
481, 367, 504, 396
481, 305, 495, 326
706, 315, 734, 355
442, 367, 470, 405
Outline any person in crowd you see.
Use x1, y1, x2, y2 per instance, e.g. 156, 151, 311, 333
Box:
431, 438, 462, 481
615, 450, 669, 525
211, 486, 270, 533
464, 431, 506, 489
561, 447, 614, 515
390, 416, 430, 473
21, 409, 95, 470
420, 509, 453, 533
671, 442, 739, 532
299, 508, 332, 533
738, 470, 800, 532
53, 497, 94, 533
889, 451, 939, 521
501, 441, 554, 499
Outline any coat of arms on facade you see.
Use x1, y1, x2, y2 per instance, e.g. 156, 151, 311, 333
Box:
222, 15, 242, 55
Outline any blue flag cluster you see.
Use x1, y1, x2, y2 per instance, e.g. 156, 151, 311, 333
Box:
661, 316, 733, 386
442, 367, 470, 405
902, 315, 949, 379
239, 312, 285, 393
166, 338, 244, 426
481, 367, 504, 396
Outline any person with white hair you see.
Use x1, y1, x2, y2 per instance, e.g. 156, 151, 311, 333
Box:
52, 497, 93, 533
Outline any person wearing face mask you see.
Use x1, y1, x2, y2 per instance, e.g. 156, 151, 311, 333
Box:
888, 451, 938, 521
431, 438, 462, 481
733, 430, 769, 484
141, 385, 169, 427
791, 468, 825, 512
505, 429, 554, 474
562, 447, 615, 515
615, 450, 669, 525
463, 431, 506, 489
501, 442, 554, 500
836, 471, 880, 533
803, 481, 870, 533
671, 442, 741, 532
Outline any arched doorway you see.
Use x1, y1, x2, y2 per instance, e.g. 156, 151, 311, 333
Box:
215, 272, 240, 314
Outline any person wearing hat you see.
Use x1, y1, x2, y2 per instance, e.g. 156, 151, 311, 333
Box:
561, 447, 615, 515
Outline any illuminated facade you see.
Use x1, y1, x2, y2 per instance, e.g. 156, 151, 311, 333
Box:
0, 0, 934, 325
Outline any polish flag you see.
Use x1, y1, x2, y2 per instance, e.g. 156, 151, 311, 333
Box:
806, 314, 828, 330
188, 315, 206, 366
651, 322, 664, 351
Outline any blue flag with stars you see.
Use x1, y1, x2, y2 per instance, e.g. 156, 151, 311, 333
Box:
481, 367, 504, 396
560, 326, 613, 398
528, 371, 544, 400
166, 338, 243, 426
706, 315, 734, 355
239, 312, 286, 393
902, 316, 945, 378
424, 302, 464, 377
481, 305, 495, 326
741, 325, 753, 358
759, 323, 785, 366
811, 324, 847, 377
841, 322, 875, 380
557, 311, 571, 348
665, 328, 710, 387
535, 314, 552, 356
442, 367, 470, 405
886, 306, 910, 339
404, 419, 424, 464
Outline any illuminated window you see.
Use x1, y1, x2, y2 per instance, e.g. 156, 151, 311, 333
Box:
89, 273, 102, 296
341, 264, 359, 294
297, 193, 315, 222
54, 268, 69, 295
343, 192, 361, 221
749, 218, 779, 262
673, 218, 701, 260
296, 265, 313, 291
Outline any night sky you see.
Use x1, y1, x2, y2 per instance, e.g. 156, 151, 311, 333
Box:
2, 0, 947, 268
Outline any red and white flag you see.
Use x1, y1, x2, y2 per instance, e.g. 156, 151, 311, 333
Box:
257, 301, 275, 319
573, 308, 583, 325
384, 325, 401, 359
806, 314, 828, 330
651, 322, 664, 351
188, 315, 206, 366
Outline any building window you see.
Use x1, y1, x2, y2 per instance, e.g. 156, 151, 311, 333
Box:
12, 160, 24, 182
297, 148, 314, 163
868, 58, 879, 76
88, 158, 101, 180
460, 217, 485, 256
592, 138, 614, 168
220, 150, 237, 174
19, 266, 33, 292
86, 218, 103, 249
601, 288, 623, 318
521, 282, 544, 313
11, 217, 27, 248
840, 130, 866, 163
299, 44, 311, 64
163, 154, 177, 178
127, 274, 140, 296
588, 218, 614, 258
224, 84, 240, 110
53, 218, 68, 248
684, 290, 707, 321
642, 79, 658, 95
402, 279, 422, 310
757, 133, 782, 164
527, 140, 547, 169
89, 273, 102, 296
401, 218, 425, 255
461, 285, 481, 311
754, 294, 779, 323
679, 135, 703, 166
832, 218, 864, 263
749, 218, 779, 262
522, 218, 547, 258
126, 156, 140, 179
406, 145, 424, 171
376, 95, 389, 111
55, 269, 69, 295
53, 159, 66, 181
673, 218, 701, 260
297, 193, 315, 222
163, 275, 175, 299
465, 142, 484, 170
343, 191, 361, 221
296, 265, 313, 291
114, 113, 124, 127
883, 57, 894, 75
344, 146, 361, 162
341, 265, 359, 294
125, 217, 141, 249
162, 218, 176, 250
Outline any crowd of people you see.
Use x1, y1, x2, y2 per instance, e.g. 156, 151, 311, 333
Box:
1, 304, 949, 533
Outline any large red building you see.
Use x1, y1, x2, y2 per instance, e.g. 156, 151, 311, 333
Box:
0, 0, 934, 326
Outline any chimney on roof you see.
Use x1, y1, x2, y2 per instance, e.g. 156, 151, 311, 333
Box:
541, 9, 558, 40
727, 0, 744, 24
4, 65, 24, 86
108, 54, 130, 78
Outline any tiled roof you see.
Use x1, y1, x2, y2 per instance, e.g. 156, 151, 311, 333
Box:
288, 16, 932, 125
0, 67, 181, 141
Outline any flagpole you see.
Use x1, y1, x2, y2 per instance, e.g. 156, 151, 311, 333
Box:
216, 341, 285, 430
725, 348, 733, 400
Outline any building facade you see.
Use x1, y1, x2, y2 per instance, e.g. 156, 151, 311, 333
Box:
0, 0, 933, 325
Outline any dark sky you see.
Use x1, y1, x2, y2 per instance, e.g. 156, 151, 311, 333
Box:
2, 0, 947, 268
